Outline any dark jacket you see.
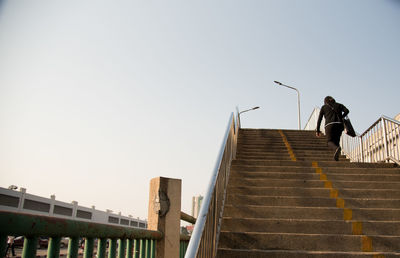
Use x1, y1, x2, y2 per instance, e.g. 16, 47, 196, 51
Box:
316, 102, 349, 133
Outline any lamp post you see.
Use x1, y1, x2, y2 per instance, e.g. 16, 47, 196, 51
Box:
238, 106, 260, 128
274, 81, 301, 130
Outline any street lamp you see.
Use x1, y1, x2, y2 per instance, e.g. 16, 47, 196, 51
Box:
238, 106, 260, 128
274, 81, 301, 130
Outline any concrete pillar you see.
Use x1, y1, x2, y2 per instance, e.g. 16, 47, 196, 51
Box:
148, 177, 181, 258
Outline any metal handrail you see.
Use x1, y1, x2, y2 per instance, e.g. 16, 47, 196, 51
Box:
181, 211, 196, 224
0, 210, 193, 258
185, 112, 238, 258
304, 107, 323, 132
0, 210, 162, 258
341, 115, 400, 164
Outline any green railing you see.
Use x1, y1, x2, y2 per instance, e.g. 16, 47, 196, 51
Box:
0, 210, 191, 258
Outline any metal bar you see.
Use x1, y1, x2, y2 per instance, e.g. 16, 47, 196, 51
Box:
180, 212, 196, 224
133, 239, 139, 258
366, 132, 372, 162
118, 239, 126, 258
108, 238, 117, 258
390, 122, 395, 159
395, 123, 398, 160
150, 239, 155, 258
146, 239, 150, 258
126, 239, 134, 258
374, 126, 379, 162
97, 238, 107, 258
47, 236, 61, 258
185, 113, 236, 258
83, 237, 94, 258
22, 236, 38, 258
360, 136, 364, 162
139, 239, 145, 258
67, 237, 79, 258
382, 118, 389, 161
0, 235, 7, 258
0, 211, 162, 240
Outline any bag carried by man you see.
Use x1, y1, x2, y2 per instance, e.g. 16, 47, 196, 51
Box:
342, 116, 356, 137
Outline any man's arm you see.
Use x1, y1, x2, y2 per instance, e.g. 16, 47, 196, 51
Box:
341, 104, 349, 117
316, 107, 324, 136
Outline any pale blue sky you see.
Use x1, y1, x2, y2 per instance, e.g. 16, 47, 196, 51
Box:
1, 1, 399, 219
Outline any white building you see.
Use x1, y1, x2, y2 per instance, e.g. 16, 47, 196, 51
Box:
0, 186, 147, 229
191, 195, 203, 219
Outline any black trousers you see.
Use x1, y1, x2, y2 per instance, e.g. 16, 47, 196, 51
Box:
5, 243, 15, 256
325, 123, 344, 149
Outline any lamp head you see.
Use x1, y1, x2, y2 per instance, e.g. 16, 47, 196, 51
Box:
252, 106, 260, 110
274, 81, 282, 85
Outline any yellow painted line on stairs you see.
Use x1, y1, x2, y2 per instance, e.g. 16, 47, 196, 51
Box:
336, 198, 345, 208
330, 189, 339, 198
343, 208, 353, 220
352, 221, 363, 235
362, 236, 373, 252
278, 130, 297, 161
312, 161, 384, 256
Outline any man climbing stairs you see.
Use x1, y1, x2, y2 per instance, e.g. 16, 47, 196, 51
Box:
217, 129, 400, 257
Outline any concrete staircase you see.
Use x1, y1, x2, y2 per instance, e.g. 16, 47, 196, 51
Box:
217, 129, 400, 257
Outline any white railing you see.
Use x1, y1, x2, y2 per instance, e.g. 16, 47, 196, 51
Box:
185, 112, 238, 258
341, 116, 400, 165
304, 107, 324, 132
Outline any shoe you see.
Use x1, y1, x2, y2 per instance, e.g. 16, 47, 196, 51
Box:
334, 147, 341, 161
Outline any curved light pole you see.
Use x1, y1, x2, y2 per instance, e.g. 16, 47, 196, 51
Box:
238, 106, 260, 128
274, 81, 301, 130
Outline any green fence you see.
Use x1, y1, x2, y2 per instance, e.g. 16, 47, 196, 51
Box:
0, 211, 190, 258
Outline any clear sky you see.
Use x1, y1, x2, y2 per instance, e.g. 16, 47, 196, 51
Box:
1, 0, 399, 220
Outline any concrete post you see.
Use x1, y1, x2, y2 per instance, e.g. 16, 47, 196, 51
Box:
148, 177, 181, 258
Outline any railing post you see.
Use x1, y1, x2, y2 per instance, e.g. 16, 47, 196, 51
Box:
134, 239, 140, 258
108, 238, 117, 258
0, 235, 7, 258
22, 236, 38, 258
118, 238, 126, 258
84, 237, 94, 258
97, 238, 107, 258
126, 239, 134, 258
148, 177, 181, 258
47, 236, 61, 258
67, 237, 79, 258
381, 118, 389, 161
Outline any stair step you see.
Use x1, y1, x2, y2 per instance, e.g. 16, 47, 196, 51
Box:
217, 249, 400, 258
229, 178, 400, 190
218, 232, 400, 252
231, 160, 398, 168
229, 186, 400, 199
231, 170, 400, 178
226, 194, 400, 209
223, 205, 400, 221
221, 218, 400, 236
231, 166, 400, 174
